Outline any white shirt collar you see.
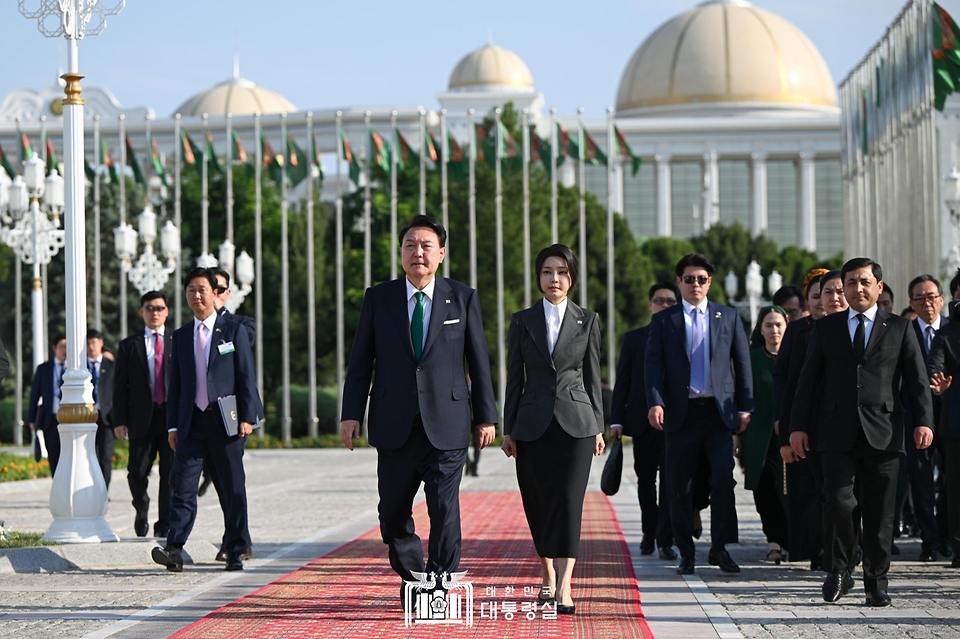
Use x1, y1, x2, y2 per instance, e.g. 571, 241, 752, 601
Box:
144, 325, 166, 338
406, 276, 436, 302
88, 355, 103, 365
542, 296, 568, 318
917, 315, 942, 332
194, 312, 217, 334
848, 305, 879, 323
681, 297, 709, 315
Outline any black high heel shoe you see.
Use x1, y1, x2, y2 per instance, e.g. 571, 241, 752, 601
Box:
538, 585, 554, 605
557, 603, 576, 615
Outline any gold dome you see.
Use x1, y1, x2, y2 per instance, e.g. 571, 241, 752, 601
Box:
448, 44, 534, 90
173, 76, 296, 118
616, 0, 837, 116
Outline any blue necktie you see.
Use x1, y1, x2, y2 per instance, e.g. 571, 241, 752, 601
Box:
690, 307, 705, 393
88, 360, 99, 404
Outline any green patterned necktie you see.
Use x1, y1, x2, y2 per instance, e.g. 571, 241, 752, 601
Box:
412, 291, 425, 362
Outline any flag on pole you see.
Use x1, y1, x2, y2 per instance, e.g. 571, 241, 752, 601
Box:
180, 128, 198, 166
84, 159, 96, 182
100, 136, 118, 183
612, 125, 642, 176
232, 129, 249, 165
370, 131, 391, 173
569, 124, 607, 166
339, 129, 361, 186
286, 134, 309, 187
445, 128, 467, 179
125, 135, 146, 185
310, 130, 324, 181
204, 128, 223, 175
556, 123, 572, 164
44, 133, 58, 175
261, 131, 284, 185
0, 142, 14, 179
424, 130, 439, 163
149, 133, 170, 188
530, 127, 554, 174
395, 129, 419, 170
474, 124, 488, 163
933, 3, 960, 111
483, 120, 520, 169
20, 132, 34, 161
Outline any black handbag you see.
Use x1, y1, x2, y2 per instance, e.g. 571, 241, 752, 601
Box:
600, 437, 623, 496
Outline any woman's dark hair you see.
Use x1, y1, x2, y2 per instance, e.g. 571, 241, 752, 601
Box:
535, 244, 579, 294
818, 270, 843, 293
749, 305, 788, 349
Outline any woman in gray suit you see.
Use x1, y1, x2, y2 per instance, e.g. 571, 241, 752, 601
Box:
502, 244, 605, 615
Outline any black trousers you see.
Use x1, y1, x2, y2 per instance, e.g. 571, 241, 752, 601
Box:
785, 455, 822, 562
902, 431, 940, 552
753, 440, 789, 549
821, 432, 899, 592
516, 418, 595, 558
42, 422, 61, 477
948, 438, 960, 552
167, 407, 250, 553
665, 401, 739, 560
95, 420, 115, 490
632, 427, 673, 549
377, 416, 467, 582
127, 405, 174, 532
205, 439, 252, 549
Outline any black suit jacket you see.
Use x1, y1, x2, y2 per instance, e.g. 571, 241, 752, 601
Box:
781, 321, 817, 447
28, 358, 62, 431
928, 319, 960, 439
0, 335, 9, 381
113, 330, 173, 439
610, 325, 651, 438
341, 276, 498, 451
792, 309, 933, 453
219, 308, 256, 345
773, 316, 815, 421
167, 315, 258, 441
91, 357, 115, 429
502, 301, 603, 441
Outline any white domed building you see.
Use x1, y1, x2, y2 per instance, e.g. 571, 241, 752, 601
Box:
437, 43, 544, 120
173, 72, 297, 118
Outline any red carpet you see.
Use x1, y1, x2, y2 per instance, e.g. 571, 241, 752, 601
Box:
172, 491, 651, 639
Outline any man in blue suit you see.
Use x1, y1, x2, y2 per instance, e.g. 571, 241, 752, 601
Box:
28, 334, 67, 477
151, 267, 258, 573
646, 254, 754, 575
340, 215, 498, 608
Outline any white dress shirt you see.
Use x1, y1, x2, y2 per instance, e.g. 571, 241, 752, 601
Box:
917, 315, 942, 353
847, 305, 879, 347
406, 277, 435, 352
682, 297, 713, 398
193, 312, 217, 365
144, 326, 166, 392
543, 297, 568, 354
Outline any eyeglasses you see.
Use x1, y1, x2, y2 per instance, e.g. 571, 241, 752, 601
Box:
911, 294, 942, 304
681, 275, 710, 286
143, 305, 167, 313
651, 297, 677, 307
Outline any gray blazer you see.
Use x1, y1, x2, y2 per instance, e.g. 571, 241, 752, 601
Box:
503, 300, 604, 441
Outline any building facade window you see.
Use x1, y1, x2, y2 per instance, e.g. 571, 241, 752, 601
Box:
815, 158, 843, 258
671, 162, 703, 239
718, 160, 750, 230
767, 160, 798, 247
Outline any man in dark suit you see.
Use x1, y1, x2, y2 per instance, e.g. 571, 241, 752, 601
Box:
28, 334, 67, 477
86, 329, 115, 490
646, 254, 753, 575
340, 215, 498, 607
213, 268, 256, 345
151, 267, 258, 572
792, 258, 933, 606
113, 291, 174, 538
929, 303, 960, 568
611, 281, 680, 560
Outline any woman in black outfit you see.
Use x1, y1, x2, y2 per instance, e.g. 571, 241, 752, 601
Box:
502, 244, 605, 616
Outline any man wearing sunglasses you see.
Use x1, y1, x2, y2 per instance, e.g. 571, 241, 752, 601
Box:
646, 253, 754, 576
113, 291, 175, 538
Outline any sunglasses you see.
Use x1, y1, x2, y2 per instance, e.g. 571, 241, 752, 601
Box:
651, 297, 677, 306
681, 275, 710, 286
216, 286, 228, 295
143, 305, 167, 313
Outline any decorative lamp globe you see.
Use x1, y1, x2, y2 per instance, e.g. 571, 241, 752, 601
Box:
23, 154, 45, 193
43, 169, 64, 210
8, 176, 28, 218
160, 220, 180, 259
724, 271, 739, 299
137, 205, 157, 244
114, 222, 138, 261
236, 250, 254, 285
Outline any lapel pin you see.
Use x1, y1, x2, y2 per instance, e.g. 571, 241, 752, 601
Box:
715, 312, 722, 319
577, 319, 583, 325
445, 299, 451, 304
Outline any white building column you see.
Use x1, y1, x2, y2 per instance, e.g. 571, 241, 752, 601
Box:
702, 151, 719, 231
751, 152, 768, 238
798, 152, 817, 251
655, 154, 672, 237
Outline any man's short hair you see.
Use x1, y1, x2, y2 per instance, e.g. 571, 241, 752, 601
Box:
183, 267, 218, 292
907, 274, 942, 300
675, 253, 715, 277
840, 257, 882, 284
398, 215, 447, 248
818, 270, 843, 293
51, 333, 66, 347
140, 291, 168, 307
213, 268, 231, 289
901, 307, 916, 317
86, 328, 104, 341
534, 244, 579, 293
882, 287, 894, 303
772, 284, 804, 308
649, 281, 680, 301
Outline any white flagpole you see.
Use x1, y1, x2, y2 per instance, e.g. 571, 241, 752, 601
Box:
494, 108, 506, 434
364, 110, 372, 291
226, 113, 233, 246
174, 114, 183, 325
606, 106, 616, 386
335, 112, 346, 428
201, 113, 209, 259
419, 108, 426, 216
468, 108, 477, 290
93, 115, 102, 330
522, 108, 531, 308
550, 107, 559, 244
578, 108, 587, 309
14, 260, 23, 447
390, 110, 398, 280
280, 112, 291, 445
118, 114, 127, 337
254, 111, 264, 436
440, 108, 449, 278
306, 111, 318, 439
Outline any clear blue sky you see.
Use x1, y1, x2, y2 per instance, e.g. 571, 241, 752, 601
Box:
0, 0, 938, 120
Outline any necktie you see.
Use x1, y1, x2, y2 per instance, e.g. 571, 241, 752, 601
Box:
55, 362, 63, 399
690, 307, 705, 393
154, 332, 165, 405
547, 307, 560, 354
926, 325, 935, 354
195, 323, 209, 410
854, 313, 866, 360
88, 360, 99, 404
412, 291, 425, 362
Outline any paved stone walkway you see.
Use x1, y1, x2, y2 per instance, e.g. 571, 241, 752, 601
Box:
0, 445, 957, 638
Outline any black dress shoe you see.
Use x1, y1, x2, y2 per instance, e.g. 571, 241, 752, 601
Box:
822, 572, 843, 602
225, 552, 243, 571
919, 549, 937, 562
951, 555, 960, 568
677, 556, 695, 575
134, 515, 149, 538
810, 554, 823, 572
708, 548, 740, 573
639, 536, 655, 555
659, 546, 678, 560
153, 523, 169, 539
537, 586, 554, 605
216, 545, 227, 562
865, 587, 891, 607
151, 545, 183, 572
557, 603, 576, 615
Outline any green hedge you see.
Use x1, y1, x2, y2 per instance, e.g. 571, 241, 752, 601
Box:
265, 385, 339, 439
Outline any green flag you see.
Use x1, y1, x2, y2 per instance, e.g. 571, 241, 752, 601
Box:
19, 131, 33, 161
286, 134, 309, 187
579, 124, 607, 166
100, 137, 118, 183
125, 135, 146, 185
445, 128, 467, 179
44, 133, 58, 175
232, 129, 250, 165
0, 142, 16, 180
934, 3, 960, 111
261, 132, 283, 185
529, 127, 554, 175
84, 159, 96, 182
149, 133, 169, 188
486, 120, 520, 170
555, 123, 571, 168
180, 128, 199, 167
370, 131, 391, 173
424, 131, 438, 163
204, 128, 223, 175
339, 129, 361, 186
395, 128, 419, 171
310, 131, 324, 181
613, 125, 642, 176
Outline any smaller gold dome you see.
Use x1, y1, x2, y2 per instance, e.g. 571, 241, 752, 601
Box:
173, 76, 296, 118
448, 44, 534, 90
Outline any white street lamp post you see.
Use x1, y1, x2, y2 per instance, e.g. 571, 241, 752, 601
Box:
19, 0, 124, 543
